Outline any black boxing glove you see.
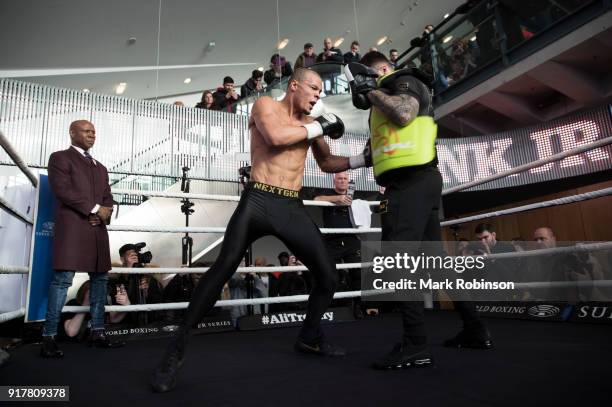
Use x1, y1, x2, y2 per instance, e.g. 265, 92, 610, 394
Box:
345, 63, 379, 110
303, 113, 345, 140
349, 139, 373, 169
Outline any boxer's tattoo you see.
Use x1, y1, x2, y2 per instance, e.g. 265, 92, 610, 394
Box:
367, 90, 419, 126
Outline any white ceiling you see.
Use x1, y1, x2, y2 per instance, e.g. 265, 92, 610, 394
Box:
0, 0, 463, 102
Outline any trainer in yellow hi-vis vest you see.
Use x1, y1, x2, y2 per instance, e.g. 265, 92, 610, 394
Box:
370, 70, 437, 181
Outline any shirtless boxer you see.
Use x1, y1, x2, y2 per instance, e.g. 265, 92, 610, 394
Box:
151, 68, 371, 392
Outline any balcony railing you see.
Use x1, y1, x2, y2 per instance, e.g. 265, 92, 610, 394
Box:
396, 0, 609, 105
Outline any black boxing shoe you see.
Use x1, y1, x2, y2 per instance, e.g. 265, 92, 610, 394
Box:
444, 327, 493, 349
151, 332, 187, 393
372, 342, 433, 370
294, 337, 347, 357
40, 336, 64, 358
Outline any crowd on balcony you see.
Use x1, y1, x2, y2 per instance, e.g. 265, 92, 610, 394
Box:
190, 37, 399, 113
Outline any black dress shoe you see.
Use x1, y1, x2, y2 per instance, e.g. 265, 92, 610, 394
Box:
294, 338, 347, 357
88, 330, 125, 348
151, 332, 187, 393
40, 336, 64, 358
372, 343, 433, 370
444, 328, 493, 349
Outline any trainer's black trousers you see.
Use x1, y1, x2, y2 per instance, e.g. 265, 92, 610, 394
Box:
380, 167, 481, 343
182, 182, 338, 342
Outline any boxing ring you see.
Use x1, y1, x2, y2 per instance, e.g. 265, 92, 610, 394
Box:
1, 130, 612, 315
1, 126, 612, 405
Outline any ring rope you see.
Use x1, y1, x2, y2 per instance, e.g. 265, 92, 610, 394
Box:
441, 187, 612, 227
106, 225, 382, 234
2, 243, 611, 275
0, 131, 38, 187
110, 188, 381, 207
486, 241, 612, 260
107, 263, 367, 275
0, 308, 25, 323
0, 265, 29, 275
0, 195, 33, 225
62, 289, 381, 313
60, 278, 612, 314
513, 280, 612, 289
442, 137, 612, 195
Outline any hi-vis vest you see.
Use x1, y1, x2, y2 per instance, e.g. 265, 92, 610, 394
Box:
371, 72, 437, 179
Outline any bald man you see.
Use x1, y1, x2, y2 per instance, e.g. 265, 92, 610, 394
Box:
533, 227, 557, 249
314, 171, 364, 318
152, 68, 370, 393
316, 37, 343, 63
40, 120, 122, 358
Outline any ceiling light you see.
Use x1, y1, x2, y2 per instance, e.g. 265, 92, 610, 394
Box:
115, 82, 127, 95
444, 13, 450, 19
334, 37, 344, 47
376, 36, 388, 46
470, 35, 477, 42
184, 77, 192, 84
442, 35, 453, 43
82, 88, 90, 93
257, 66, 264, 72
277, 38, 289, 50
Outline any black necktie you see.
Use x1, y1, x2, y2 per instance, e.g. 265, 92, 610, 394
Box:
84, 151, 95, 165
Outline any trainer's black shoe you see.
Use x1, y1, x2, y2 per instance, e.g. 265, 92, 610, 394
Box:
444, 328, 493, 349
372, 343, 433, 370
151, 335, 187, 393
294, 338, 347, 357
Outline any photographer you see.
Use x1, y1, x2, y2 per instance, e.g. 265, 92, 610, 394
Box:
113, 243, 164, 325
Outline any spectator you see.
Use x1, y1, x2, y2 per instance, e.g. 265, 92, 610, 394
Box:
510, 237, 525, 252
316, 37, 343, 63
533, 227, 556, 249
314, 171, 363, 318
413, 24, 450, 90
448, 37, 476, 83
212, 76, 240, 113
343, 41, 361, 64
267, 251, 287, 312
113, 243, 164, 325
252, 257, 270, 312
59, 281, 94, 341
162, 267, 204, 306
475, 223, 518, 298
294, 42, 316, 69
173, 101, 184, 107
277, 255, 308, 311
456, 238, 470, 256
40, 120, 123, 358
264, 54, 293, 88
240, 70, 265, 99
228, 262, 267, 324
195, 90, 214, 109
389, 48, 399, 67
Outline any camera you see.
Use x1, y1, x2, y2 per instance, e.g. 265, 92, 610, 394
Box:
133, 242, 153, 266
238, 165, 251, 180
